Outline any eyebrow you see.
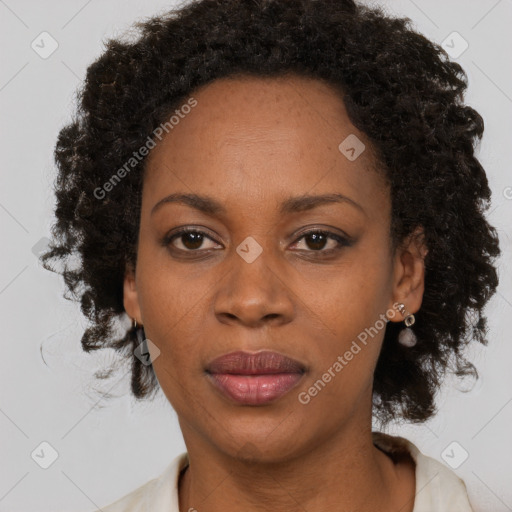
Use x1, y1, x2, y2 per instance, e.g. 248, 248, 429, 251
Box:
150, 192, 366, 217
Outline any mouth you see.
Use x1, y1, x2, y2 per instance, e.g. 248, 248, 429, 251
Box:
205, 350, 306, 405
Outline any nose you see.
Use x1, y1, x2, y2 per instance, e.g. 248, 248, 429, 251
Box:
213, 245, 295, 328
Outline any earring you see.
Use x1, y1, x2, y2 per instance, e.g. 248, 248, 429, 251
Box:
393, 303, 417, 347
132, 317, 146, 347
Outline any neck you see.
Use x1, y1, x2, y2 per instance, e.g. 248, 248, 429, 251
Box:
178, 422, 413, 512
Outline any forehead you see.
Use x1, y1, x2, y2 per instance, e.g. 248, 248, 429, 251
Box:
143, 74, 388, 219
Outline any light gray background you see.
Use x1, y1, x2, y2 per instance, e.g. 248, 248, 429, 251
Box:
1, 0, 511, 511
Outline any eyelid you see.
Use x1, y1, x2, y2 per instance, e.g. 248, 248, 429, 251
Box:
292, 225, 353, 243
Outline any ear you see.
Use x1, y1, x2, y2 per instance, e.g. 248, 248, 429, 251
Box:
388, 226, 428, 322
124, 262, 143, 324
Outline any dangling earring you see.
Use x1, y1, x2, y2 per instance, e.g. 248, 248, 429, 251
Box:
132, 318, 160, 365
393, 302, 417, 347
132, 318, 146, 348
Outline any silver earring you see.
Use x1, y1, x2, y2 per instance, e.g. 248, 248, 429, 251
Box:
393, 303, 417, 347
132, 318, 146, 347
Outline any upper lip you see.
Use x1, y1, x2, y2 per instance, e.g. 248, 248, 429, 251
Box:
206, 350, 306, 375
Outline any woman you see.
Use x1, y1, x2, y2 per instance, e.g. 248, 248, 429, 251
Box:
40, 0, 501, 510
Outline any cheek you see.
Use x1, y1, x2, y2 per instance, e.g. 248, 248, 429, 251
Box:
143, 300, 206, 420
136, 239, 207, 338
301, 246, 392, 390
309, 253, 390, 335
135, 260, 208, 389
296, 305, 387, 426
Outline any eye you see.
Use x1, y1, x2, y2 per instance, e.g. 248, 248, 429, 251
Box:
163, 227, 352, 257
164, 228, 221, 252
290, 229, 352, 254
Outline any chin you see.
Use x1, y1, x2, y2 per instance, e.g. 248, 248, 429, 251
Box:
211, 414, 309, 464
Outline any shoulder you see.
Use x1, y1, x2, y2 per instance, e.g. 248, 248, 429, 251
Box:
372, 431, 475, 512
94, 452, 189, 512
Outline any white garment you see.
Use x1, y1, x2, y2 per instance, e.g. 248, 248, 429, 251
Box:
96, 432, 474, 511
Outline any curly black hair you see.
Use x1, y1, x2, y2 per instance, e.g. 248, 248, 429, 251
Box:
40, 0, 501, 425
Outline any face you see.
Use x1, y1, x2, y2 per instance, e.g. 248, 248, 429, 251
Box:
124, 74, 425, 463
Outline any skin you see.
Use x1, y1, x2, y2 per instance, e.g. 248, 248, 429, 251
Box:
124, 74, 427, 512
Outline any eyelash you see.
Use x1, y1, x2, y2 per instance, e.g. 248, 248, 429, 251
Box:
163, 227, 352, 257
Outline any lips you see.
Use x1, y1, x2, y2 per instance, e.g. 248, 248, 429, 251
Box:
206, 350, 306, 405
207, 350, 306, 375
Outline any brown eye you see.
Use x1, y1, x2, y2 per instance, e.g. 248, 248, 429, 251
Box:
292, 230, 351, 253
177, 231, 205, 250
165, 228, 221, 252
302, 232, 330, 251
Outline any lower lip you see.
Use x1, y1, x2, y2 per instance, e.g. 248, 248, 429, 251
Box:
207, 372, 304, 405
